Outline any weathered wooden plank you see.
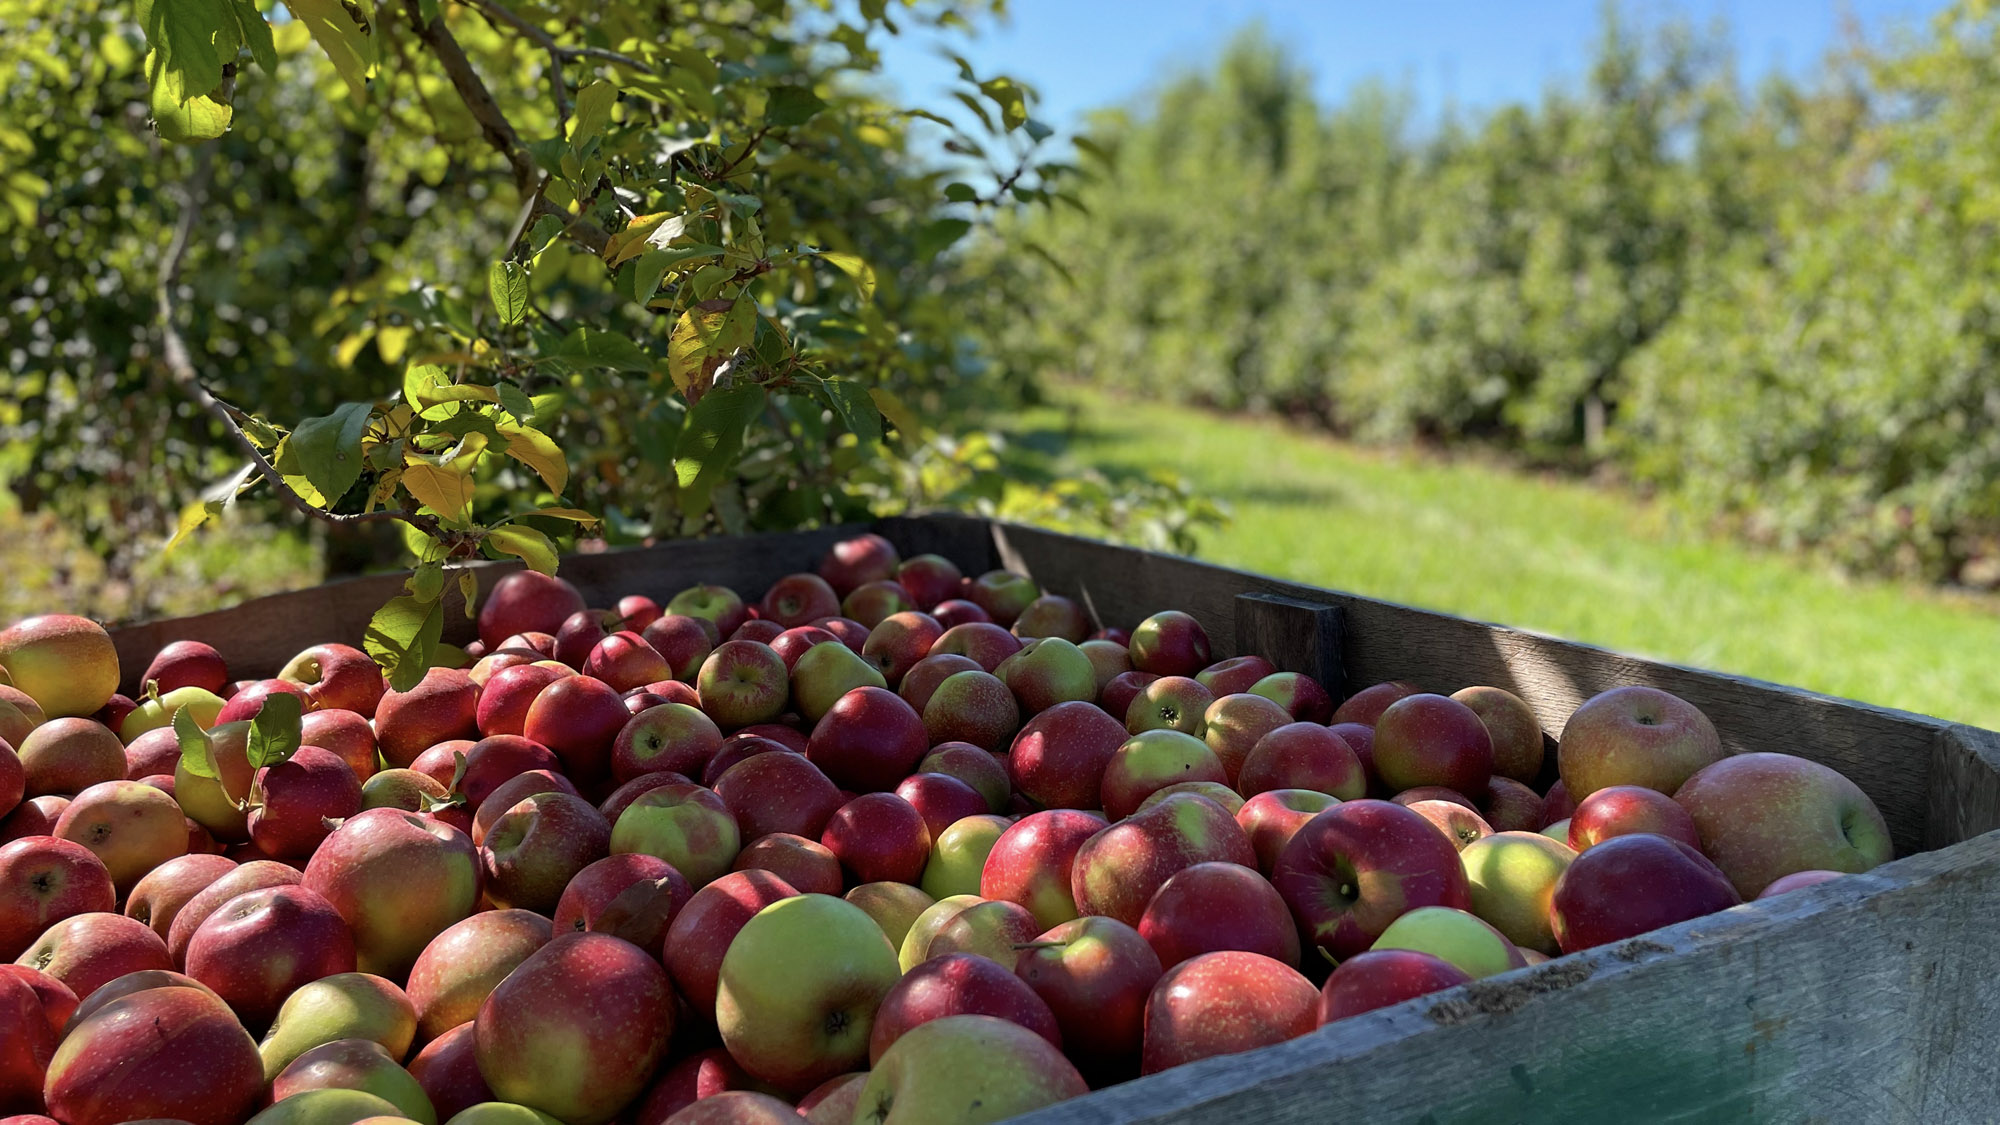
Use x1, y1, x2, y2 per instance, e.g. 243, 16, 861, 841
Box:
1926, 724, 2000, 851
874, 513, 1001, 577
1015, 828, 2000, 1124
984, 521, 1949, 856
1233, 593, 1346, 701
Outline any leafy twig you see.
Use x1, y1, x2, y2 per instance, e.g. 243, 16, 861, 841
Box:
463, 0, 652, 71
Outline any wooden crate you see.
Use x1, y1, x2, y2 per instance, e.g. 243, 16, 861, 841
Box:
106, 514, 2000, 1123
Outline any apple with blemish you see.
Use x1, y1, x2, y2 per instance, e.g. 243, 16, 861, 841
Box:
1099, 729, 1226, 822
609, 783, 741, 888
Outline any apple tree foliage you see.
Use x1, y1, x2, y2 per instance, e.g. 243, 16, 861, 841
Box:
1, 0, 1087, 686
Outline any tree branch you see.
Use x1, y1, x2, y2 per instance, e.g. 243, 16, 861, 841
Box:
409, 0, 538, 194
464, 0, 653, 71
158, 152, 438, 534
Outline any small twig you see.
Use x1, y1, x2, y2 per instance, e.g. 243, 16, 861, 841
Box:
981, 151, 1034, 207
713, 126, 771, 180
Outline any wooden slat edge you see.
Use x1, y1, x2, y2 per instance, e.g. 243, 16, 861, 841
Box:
1926, 724, 2000, 850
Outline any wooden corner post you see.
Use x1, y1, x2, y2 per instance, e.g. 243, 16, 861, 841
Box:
1234, 592, 1346, 704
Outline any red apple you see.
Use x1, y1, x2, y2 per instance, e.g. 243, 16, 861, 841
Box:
730, 620, 786, 645
916, 744, 1009, 813
183, 885, 354, 1029
1406, 799, 1495, 851
551, 854, 689, 952
1373, 693, 1494, 796
52, 780, 186, 894
1331, 680, 1421, 726
1010, 595, 1091, 644
1123, 676, 1213, 737
407, 909, 554, 1043
640, 615, 716, 683
279, 644, 385, 718
667, 585, 750, 639
300, 710, 379, 782
614, 595, 663, 633
625, 1047, 765, 1124
522, 675, 628, 786
1006, 701, 1125, 812
841, 581, 914, 630
1569, 784, 1700, 851
927, 623, 1022, 674
249, 747, 363, 861
1559, 685, 1723, 802
1098, 672, 1159, 725
859, 612, 944, 687
1451, 685, 1544, 782
1071, 793, 1255, 925
475, 665, 570, 739
1247, 672, 1334, 725
769, 626, 841, 672
662, 870, 799, 1021
584, 632, 671, 693
214, 679, 312, 726
930, 599, 990, 629
1099, 729, 1227, 822
612, 703, 722, 785
141, 641, 230, 697
894, 555, 963, 612
1194, 655, 1276, 700
1271, 798, 1473, 961
731, 833, 843, 896
695, 642, 790, 731
822, 794, 931, 886
122, 853, 236, 941
478, 571, 587, 650
596, 771, 690, 827
1238, 723, 1366, 800
43, 986, 262, 1125
407, 1023, 493, 1121
1550, 832, 1742, 953
121, 728, 180, 781
1138, 861, 1299, 969
0, 797, 68, 843
1139, 950, 1317, 1074
701, 736, 797, 788
1480, 776, 1545, 833
760, 574, 842, 629
1317, 948, 1473, 1024
995, 638, 1098, 714
713, 751, 842, 841
302, 809, 480, 979
1014, 915, 1161, 1081
896, 654, 981, 715
920, 670, 1019, 753
805, 687, 927, 793
965, 571, 1039, 628
479, 793, 611, 913
978, 809, 1105, 930
818, 534, 901, 597
0, 837, 116, 961
1672, 752, 1894, 898
1125, 611, 1210, 678
1235, 789, 1341, 874
471, 771, 580, 845
1543, 778, 1576, 825
869, 951, 1060, 1064
166, 860, 301, 966
454, 735, 564, 809
375, 670, 479, 768
894, 774, 991, 842
18, 719, 125, 799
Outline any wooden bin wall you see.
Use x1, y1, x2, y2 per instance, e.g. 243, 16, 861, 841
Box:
105, 513, 2000, 1123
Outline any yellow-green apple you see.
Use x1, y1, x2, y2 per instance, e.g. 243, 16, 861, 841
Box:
1248, 672, 1334, 725
1543, 778, 1575, 824
1558, 685, 1723, 802
477, 572, 587, 651
520, 676, 627, 786
442, 1101, 563, 1125
477, 793, 610, 914
699, 736, 795, 788
1234, 789, 1340, 874
302, 809, 480, 979
1331, 680, 1420, 727
927, 623, 1022, 677
857, 1013, 1084, 1124
360, 770, 451, 816
1126, 611, 1210, 678
611, 703, 721, 786
1568, 784, 1699, 851
259, 973, 417, 1080
841, 581, 914, 630
821, 794, 931, 886
892, 773, 988, 842
805, 687, 926, 793
1010, 595, 1091, 644
1007, 700, 1127, 812
53, 780, 186, 893
894, 555, 962, 612
583, 633, 670, 694
1459, 831, 1575, 955
1100, 729, 1226, 821
1138, 861, 1298, 970
919, 815, 1010, 900
122, 727, 181, 781
1271, 798, 1473, 960
0, 794, 67, 842
716, 894, 901, 1093
713, 750, 842, 841
0, 616, 118, 720
730, 619, 786, 644
124, 853, 236, 941
695, 642, 790, 731
407, 1025, 492, 1122
551, 853, 689, 951
922, 899, 1040, 965
1078, 639, 1130, 696
897, 895, 980, 972
142, 640, 230, 697
844, 882, 934, 949
251, 748, 364, 861
1550, 832, 1741, 952
470, 773, 578, 846
1450, 686, 1543, 782
964, 571, 1038, 629
19, 718, 126, 798
1014, 915, 1160, 1080
920, 670, 1019, 753
120, 686, 226, 744
168, 860, 301, 965
614, 595, 662, 633
1138, 950, 1316, 1074
1136, 781, 1244, 815
979, 809, 1104, 929
269, 1040, 435, 1125
249, 1086, 407, 1125
1757, 869, 1845, 898
639, 616, 715, 683
667, 585, 750, 639
1370, 906, 1526, 979
44, 985, 263, 1125
995, 638, 1096, 715
375, 671, 479, 769
216, 679, 313, 726
1316, 949, 1472, 1025
869, 953, 1060, 1065
407, 910, 552, 1044
1123, 676, 1213, 738
1672, 752, 1893, 897
301, 711, 379, 783
0, 837, 115, 961
797, 1073, 867, 1125
859, 613, 944, 687
662, 870, 798, 1018
610, 782, 742, 887
1541, 819, 1571, 842
759, 574, 841, 629
896, 654, 980, 715
280, 645, 385, 718
1071, 793, 1256, 925
1238, 723, 1365, 800
818, 534, 901, 597
1199, 694, 1287, 786
475, 932, 673, 1123
917, 744, 1009, 812
1402, 798, 1493, 852
473, 666, 566, 741
596, 771, 691, 829
1194, 655, 1275, 699
1480, 776, 1544, 833
1373, 693, 1494, 797
0, 686, 45, 749
769, 626, 840, 673
731, 832, 843, 895
184, 885, 355, 1029
624, 1046, 768, 1123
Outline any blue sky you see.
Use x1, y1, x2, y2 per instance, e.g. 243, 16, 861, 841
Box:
875, 0, 1949, 132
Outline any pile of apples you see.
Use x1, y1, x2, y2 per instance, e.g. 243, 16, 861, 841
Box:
0, 533, 1898, 1125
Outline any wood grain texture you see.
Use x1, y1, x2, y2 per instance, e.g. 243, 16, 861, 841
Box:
1233, 593, 1346, 701
1926, 725, 2000, 851
1015, 829, 2000, 1124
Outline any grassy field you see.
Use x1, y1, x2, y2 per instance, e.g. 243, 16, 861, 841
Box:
1006, 385, 2000, 730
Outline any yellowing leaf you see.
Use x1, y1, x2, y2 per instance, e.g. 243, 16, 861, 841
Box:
820, 252, 876, 303
603, 211, 684, 267
401, 454, 476, 524
166, 500, 223, 551
496, 420, 568, 496
487, 525, 559, 575
667, 299, 755, 394
869, 386, 923, 440
282, 0, 376, 101
529, 507, 598, 522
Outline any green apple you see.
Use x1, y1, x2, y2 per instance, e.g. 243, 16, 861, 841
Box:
260, 973, 419, 1081
898, 894, 982, 972
717, 894, 903, 1094
1369, 906, 1527, 980
993, 638, 1097, 715
443, 1106, 563, 1125
791, 642, 889, 723
122, 686, 228, 743
919, 814, 1010, 900
247, 1088, 406, 1125
1459, 831, 1575, 955
269, 1038, 438, 1125
854, 1014, 1087, 1124
845, 881, 936, 949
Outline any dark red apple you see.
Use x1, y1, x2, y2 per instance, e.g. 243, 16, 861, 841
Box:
1138, 861, 1300, 969
1271, 799, 1473, 961
1317, 949, 1473, 1024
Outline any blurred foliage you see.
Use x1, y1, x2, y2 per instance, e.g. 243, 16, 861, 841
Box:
981, 4, 2000, 586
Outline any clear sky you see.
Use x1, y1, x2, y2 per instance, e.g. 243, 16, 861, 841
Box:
875, 0, 1950, 132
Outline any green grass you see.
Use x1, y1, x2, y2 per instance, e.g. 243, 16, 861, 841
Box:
1005, 385, 2000, 730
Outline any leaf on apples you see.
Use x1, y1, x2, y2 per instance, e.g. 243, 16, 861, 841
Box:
365, 594, 445, 692
245, 691, 303, 770
173, 705, 220, 782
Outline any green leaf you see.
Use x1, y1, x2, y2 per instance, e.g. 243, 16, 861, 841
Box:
282, 0, 376, 101
487, 525, 559, 575
820, 252, 876, 303
229, 0, 277, 71
541, 327, 654, 373
404, 365, 501, 409
767, 86, 827, 127
869, 386, 922, 439
673, 383, 766, 517
418, 0, 439, 22
245, 691, 302, 770
1023, 118, 1053, 142
488, 261, 529, 328
667, 299, 755, 394
979, 77, 1028, 130
916, 217, 972, 260
290, 402, 374, 506
819, 378, 881, 444
943, 182, 979, 203
569, 80, 617, 144
526, 507, 598, 522
173, 706, 219, 782
406, 560, 446, 602
146, 58, 232, 141
497, 383, 536, 425
364, 594, 445, 692
137, 0, 233, 102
